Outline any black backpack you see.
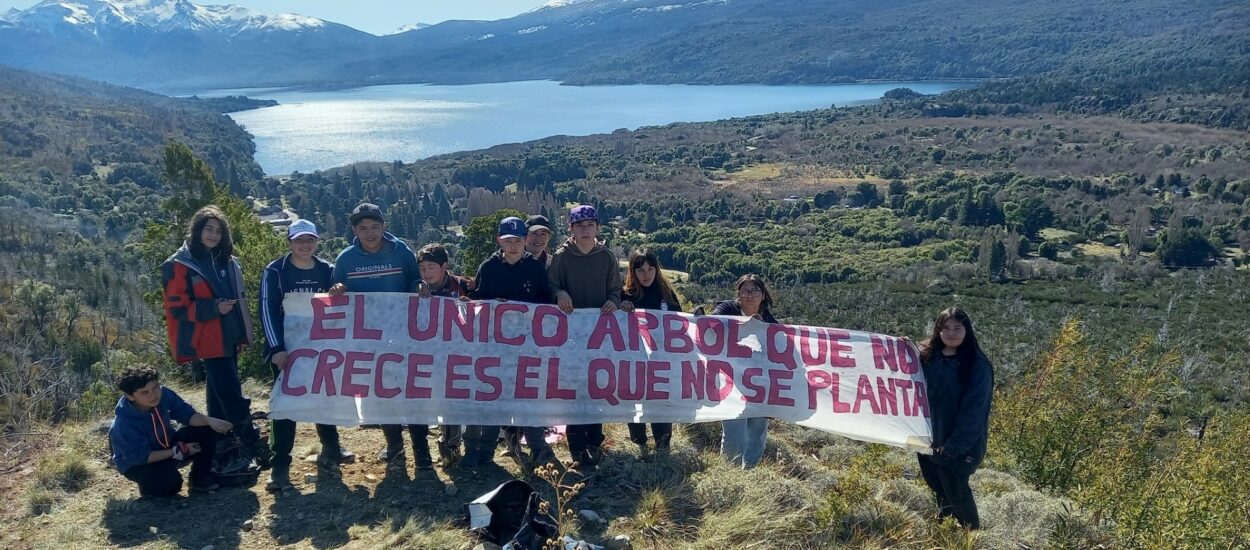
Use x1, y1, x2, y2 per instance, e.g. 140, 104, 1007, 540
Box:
469, 480, 559, 549
212, 432, 262, 487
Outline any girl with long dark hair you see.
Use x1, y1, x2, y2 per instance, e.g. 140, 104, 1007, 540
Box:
161, 205, 265, 461
620, 249, 684, 456
917, 307, 994, 529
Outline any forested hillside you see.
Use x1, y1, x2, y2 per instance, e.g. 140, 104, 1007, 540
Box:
0, 65, 269, 238
3, 0, 1247, 96
1, 0, 1248, 542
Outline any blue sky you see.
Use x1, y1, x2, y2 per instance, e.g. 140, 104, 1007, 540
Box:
0, 0, 548, 34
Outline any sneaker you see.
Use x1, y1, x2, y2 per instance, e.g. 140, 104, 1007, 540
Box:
265, 466, 292, 493
249, 441, 273, 470
190, 480, 220, 494
336, 448, 357, 464
377, 447, 405, 464
318, 447, 357, 469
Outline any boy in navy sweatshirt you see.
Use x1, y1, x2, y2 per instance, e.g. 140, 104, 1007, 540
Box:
109, 365, 233, 497
470, 217, 555, 467
329, 203, 430, 469
260, 219, 356, 491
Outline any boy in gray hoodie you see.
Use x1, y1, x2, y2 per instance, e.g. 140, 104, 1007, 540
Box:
548, 204, 623, 470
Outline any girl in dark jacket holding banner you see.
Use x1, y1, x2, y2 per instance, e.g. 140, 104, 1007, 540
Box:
160, 205, 264, 457
619, 249, 684, 456
917, 307, 993, 530
710, 274, 778, 468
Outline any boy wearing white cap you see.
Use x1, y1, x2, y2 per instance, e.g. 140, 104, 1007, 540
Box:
259, 219, 356, 491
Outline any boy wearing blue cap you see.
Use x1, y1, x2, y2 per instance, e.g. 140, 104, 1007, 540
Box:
466, 216, 555, 467
548, 205, 623, 471
259, 219, 356, 491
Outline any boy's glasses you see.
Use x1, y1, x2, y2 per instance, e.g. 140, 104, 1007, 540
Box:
738, 288, 763, 297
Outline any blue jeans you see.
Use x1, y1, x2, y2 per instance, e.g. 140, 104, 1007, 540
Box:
721, 417, 768, 468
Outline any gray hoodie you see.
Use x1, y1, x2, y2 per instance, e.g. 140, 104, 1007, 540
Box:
548, 238, 623, 309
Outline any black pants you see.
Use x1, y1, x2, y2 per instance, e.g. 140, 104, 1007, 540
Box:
204, 355, 259, 443
917, 454, 980, 529
122, 426, 217, 497
269, 364, 340, 468
627, 423, 672, 449
566, 424, 604, 467
382, 424, 431, 465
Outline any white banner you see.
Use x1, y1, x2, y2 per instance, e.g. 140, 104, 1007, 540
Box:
270, 293, 933, 451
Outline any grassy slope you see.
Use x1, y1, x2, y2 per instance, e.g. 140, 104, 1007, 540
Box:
5, 381, 1100, 550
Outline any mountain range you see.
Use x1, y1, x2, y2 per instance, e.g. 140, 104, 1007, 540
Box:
1, 0, 1246, 91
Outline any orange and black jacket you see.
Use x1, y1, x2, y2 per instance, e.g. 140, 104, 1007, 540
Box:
161, 244, 254, 364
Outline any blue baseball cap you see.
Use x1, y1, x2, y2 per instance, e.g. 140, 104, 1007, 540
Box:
497, 216, 528, 239
569, 204, 598, 224
287, 219, 319, 240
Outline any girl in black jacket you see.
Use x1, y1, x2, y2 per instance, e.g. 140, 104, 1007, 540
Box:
620, 249, 684, 456
918, 307, 994, 529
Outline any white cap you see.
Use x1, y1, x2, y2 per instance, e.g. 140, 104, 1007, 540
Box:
287, 219, 319, 240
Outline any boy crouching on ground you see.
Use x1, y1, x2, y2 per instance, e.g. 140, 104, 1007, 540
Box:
109, 365, 234, 497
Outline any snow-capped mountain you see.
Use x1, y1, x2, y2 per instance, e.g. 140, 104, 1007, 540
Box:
0, 0, 753, 89
387, 22, 431, 35
0, 0, 374, 90
3, 0, 329, 35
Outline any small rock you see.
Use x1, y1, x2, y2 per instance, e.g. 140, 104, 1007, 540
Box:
444, 484, 459, 496
604, 534, 632, 550
577, 509, 605, 524
304, 454, 318, 462
148, 526, 158, 534
241, 519, 254, 532
304, 474, 318, 484
364, 474, 377, 481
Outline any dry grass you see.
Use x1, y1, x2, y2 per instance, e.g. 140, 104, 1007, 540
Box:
1076, 242, 1121, 258
1039, 228, 1079, 242
1, 382, 1109, 549
721, 162, 785, 181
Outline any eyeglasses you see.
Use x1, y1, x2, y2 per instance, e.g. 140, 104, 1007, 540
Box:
738, 288, 763, 297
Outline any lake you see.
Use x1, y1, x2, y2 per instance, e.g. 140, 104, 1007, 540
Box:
215, 80, 971, 175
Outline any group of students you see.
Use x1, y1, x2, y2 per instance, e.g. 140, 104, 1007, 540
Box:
107, 201, 994, 530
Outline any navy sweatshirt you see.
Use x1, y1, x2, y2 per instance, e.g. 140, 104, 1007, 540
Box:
109, 387, 197, 473
471, 251, 551, 303
260, 253, 334, 363
922, 352, 993, 472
